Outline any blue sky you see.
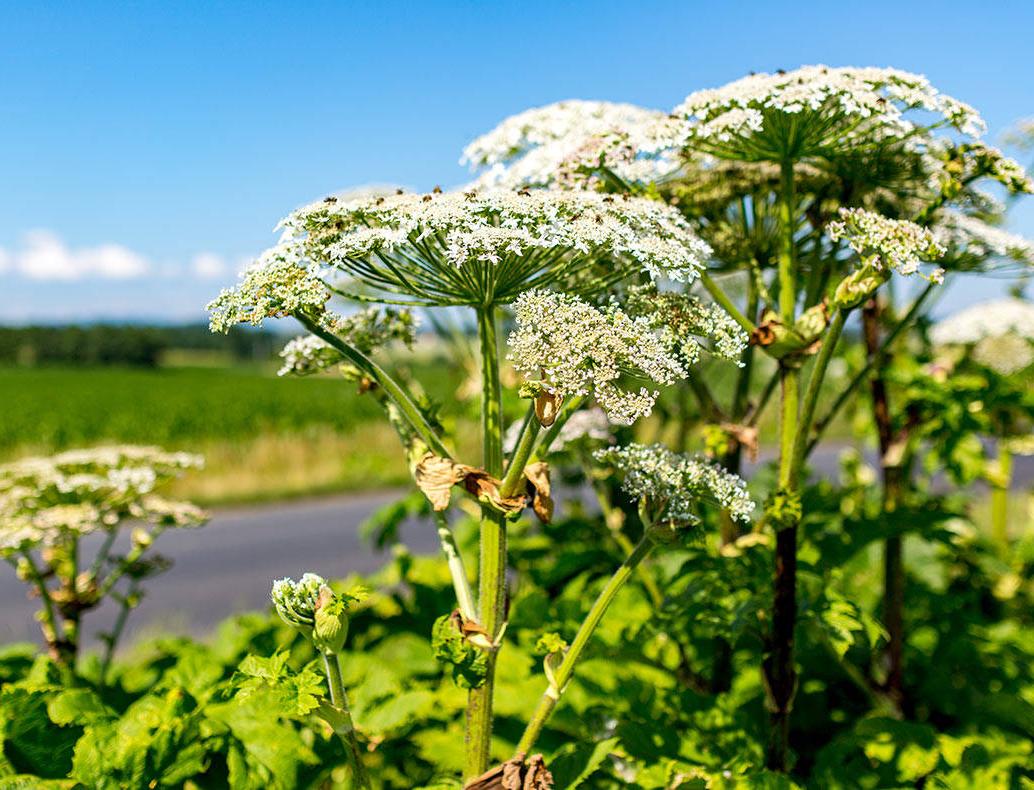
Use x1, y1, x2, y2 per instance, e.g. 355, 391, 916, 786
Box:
1, 0, 1032, 323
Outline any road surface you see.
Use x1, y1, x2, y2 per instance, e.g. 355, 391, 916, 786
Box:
1, 444, 1030, 651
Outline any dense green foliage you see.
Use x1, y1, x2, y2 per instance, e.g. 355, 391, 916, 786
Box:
2, 484, 1031, 788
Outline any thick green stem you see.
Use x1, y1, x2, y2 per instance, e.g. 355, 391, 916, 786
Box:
466, 305, 507, 779
777, 160, 797, 322
765, 157, 800, 773
19, 552, 62, 660
792, 310, 847, 475
322, 653, 371, 789
299, 314, 451, 460
991, 443, 1012, 546
516, 535, 657, 755
500, 404, 541, 498
806, 282, 935, 457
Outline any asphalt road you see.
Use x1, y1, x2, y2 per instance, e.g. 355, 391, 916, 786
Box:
1, 445, 1030, 652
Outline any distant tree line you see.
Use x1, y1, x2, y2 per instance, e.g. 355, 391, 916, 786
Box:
0, 324, 286, 367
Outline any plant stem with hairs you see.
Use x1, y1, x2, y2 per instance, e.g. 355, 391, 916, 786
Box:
765, 157, 800, 773
990, 442, 1013, 546
465, 306, 507, 779
515, 533, 657, 755
862, 298, 906, 712
322, 652, 371, 789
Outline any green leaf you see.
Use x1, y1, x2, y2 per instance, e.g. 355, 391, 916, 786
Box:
46, 689, 115, 727
431, 614, 488, 690
549, 737, 619, 789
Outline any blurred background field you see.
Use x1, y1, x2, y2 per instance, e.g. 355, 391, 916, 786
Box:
0, 324, 478, 504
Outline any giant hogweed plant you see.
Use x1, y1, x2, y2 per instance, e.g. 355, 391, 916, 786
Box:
463, 65, 1033, 769
0, 446, 206, 678
207, 188, 756, 783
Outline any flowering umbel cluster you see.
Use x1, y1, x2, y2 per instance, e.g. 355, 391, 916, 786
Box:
273, 189, 712, 305
669, 65, 985, 161
278, 307, 417, 377
827, 208, 947, 309
930, 298, 1034, 375
594, 443, 754, 526
932, 212, 1034, 271
508, 289, 689, 425
207, 249, 331, 332
828, 208, 946, 278
0, 446, 205, 554
460, 99, 680, 189
625, 285, 749, 366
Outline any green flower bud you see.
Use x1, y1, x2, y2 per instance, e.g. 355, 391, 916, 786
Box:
131, 527, 153, 549
535, 633, 569, 693
833, 265, 888, 310
793, 302, 829, 345
313, 586, 349, 654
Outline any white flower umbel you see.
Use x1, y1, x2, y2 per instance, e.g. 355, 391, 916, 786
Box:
595, 442, 754, 524
278, 307, 417, 377
275, 189, 712, 307
932, 212, 1034, 271
670, 65, 985, 162
508, 289, 687, 425
625, 285, 749, 366
461, 100, 680, 189
207, 246, 331, 332
828, 207, 946, 280
0, 446, 204, 553
931, 298, 1034, 374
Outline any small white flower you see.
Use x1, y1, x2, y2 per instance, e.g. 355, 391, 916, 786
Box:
828, 207, 945, 278
594, 442, 754, 524
930, 298, 1034, 375
668, 65, 985, 160
508, 290, 689, 425
461, 100, 680, 189
0, 446, 205, 553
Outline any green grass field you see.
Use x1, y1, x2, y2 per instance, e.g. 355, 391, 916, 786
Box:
0, 363, 471, 504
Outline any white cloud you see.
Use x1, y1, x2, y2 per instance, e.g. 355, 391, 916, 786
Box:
191, 252, 227, 279
4, 230, 150, 280
0, 231, 243, 283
